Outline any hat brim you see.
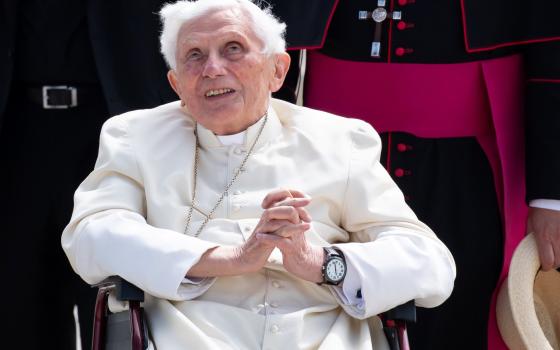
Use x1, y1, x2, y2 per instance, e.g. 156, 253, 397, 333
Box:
496, 233, 559, 350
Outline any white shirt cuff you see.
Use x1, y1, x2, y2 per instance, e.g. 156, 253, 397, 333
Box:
330, 257, 365, 310
529, 199, 560, 211
182, 276, 207, 285
177, 277, 216, 299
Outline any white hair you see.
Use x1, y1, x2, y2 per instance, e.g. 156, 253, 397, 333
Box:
159, 0, 287, 70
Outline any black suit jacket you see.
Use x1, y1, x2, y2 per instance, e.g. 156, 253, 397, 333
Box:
0, 0, 176, 129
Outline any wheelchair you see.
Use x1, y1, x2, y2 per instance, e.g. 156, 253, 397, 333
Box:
92, 277, 415, 350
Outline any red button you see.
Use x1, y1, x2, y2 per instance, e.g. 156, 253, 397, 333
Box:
398, 0, 407, 5
394, 168, 405, 177
397, 21, 407, 30
395, 47, 405, 56
397, 143, 408, 152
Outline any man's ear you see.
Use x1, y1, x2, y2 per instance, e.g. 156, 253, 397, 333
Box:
269, 52, 291, 93
167, 70, 181, 97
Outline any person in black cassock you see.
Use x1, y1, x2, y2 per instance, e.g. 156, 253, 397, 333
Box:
269, 1, 560, 349
0, 1, 174, 348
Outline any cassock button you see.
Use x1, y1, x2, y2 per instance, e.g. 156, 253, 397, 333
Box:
398, 0, 407, 5
397, 21, 407, 30
234, 147, 246, 155
394, 168, 405, 177
395, 47, 405, 56
397, 143, 408, 152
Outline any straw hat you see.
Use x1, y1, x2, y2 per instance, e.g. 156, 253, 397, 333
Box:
496, 233, 560, 350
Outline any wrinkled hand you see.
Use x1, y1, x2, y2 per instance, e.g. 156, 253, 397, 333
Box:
527, 207, 560, 270
236, 189, 313, 273
258, 189, 324, 283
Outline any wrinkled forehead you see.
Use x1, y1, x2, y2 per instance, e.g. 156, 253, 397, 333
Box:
177, 7, 263, 48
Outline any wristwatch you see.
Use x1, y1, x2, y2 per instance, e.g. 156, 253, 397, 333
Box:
320, 247, 347, 285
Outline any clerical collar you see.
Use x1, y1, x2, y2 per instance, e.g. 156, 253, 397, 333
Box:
216, 131, 245, 146
194, 104, 281, 150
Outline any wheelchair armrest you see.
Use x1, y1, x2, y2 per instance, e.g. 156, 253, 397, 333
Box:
384, 300, 416, 323
93, 276, 144, 302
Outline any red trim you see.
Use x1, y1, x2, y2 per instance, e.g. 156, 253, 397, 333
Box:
387, 0, 395, 62
527, 78, 560, 84
319, 0, 340, 48
285, 0, 339, 51
386, 132, 393, 173
287, 45, 324, 51
466, 36, 560, 53
459, 0, 471, 53
460, 0, 560, 53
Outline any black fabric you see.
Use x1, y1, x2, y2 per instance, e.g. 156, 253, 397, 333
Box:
0, 1, 175, 349
86, 0, 176, 116
0, 88, 106, 350
14, 0, 99, 84
268, 0, 337, 48
318, 0, 516, 63
526, 82, 560, 200
524, 40, 560, 200
0, 0, 18, 129
273, 0, 560, 57
462, 0, 560, 50
380, 133, 503, 350
0, 0, 176, 123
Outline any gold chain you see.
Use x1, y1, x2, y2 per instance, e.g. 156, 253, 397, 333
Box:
184, 114, 268, 237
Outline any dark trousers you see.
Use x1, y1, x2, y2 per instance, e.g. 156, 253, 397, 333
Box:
380, 132, 504, 350
0, 84, 107, 350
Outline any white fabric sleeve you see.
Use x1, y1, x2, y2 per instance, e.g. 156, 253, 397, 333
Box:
529, 199, 560, 211
61, 115, 219, 301
332, 121, 456, 319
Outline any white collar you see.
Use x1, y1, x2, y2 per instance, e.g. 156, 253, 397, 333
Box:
216, 131, 245, 146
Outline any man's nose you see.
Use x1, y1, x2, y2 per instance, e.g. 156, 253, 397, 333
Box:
202, 53, 227, 78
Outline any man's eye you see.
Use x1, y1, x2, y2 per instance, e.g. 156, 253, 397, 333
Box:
226, 43, 242, 54
186, 51, 202, 61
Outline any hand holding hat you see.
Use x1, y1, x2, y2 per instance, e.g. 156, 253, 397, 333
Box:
496, 233, 560, 350
527, 207, 560, 271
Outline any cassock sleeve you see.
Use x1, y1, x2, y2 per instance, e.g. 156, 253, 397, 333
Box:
61, 115, 219, 301
332, 120, 456, 319
525, 40, 560, 201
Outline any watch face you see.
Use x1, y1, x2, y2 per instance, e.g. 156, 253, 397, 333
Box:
326, 257, 346, 282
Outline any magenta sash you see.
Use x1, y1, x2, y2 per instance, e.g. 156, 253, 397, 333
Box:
305, 51, 528, 350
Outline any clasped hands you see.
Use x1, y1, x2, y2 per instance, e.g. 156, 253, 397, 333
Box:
187, 189, 325, 283
239, 188, 324, 283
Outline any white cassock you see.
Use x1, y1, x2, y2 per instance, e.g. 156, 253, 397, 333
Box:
62, 98, 456, 350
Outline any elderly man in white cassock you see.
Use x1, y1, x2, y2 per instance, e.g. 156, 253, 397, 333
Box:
61, 0, 456, 349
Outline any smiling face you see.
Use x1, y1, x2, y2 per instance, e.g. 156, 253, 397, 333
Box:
167, 7, 290, 135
